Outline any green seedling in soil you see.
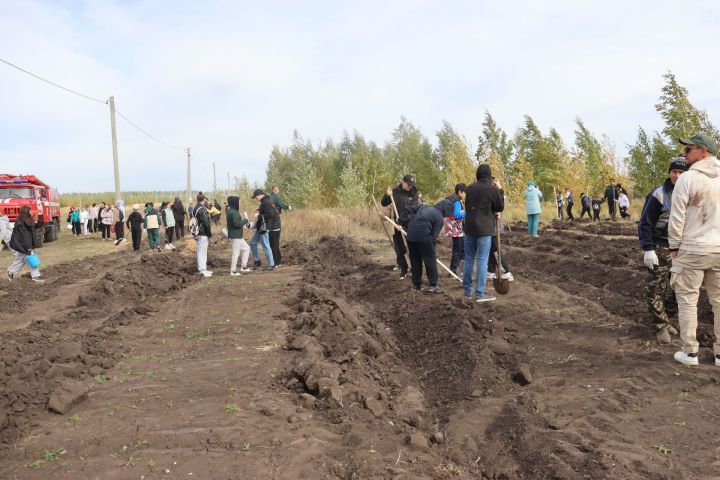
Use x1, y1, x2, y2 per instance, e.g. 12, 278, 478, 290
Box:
113, 374, 127, 384
129, 352, 159, 361
94, 373, 106, 384
185, 330, 202, 340
692, 374, 706, 382
225, 403, 240, 413
166, 323, 177, 330
26, 459, 44, 469
530, 331, 541, 338
210, 310, 220, 316
674, 421, 687, 427
241, 442, 252, 452
148, 458, 157, 472
66, 414, 80, 427
111, 445, 129, 458
271, 281, 281, 288
133, 439, 150, 449
679, 391, 690, 399
242, 313, 253, 322
42, 448, 66, 462
655, 445, 672, 454
125, 456, 136, 467
166, 400, 175, 409
126, 404, 138, 410
233, 328, 243, 335
246, 401, 256, 411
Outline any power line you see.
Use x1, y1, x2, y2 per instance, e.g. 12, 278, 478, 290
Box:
0, 56, 107, 104
114, 109, 185, 151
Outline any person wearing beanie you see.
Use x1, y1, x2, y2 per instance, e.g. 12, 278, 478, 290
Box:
226, 195, 252, 275
250, 189, 278, 271
381, 174, 420, 278
638, 157, 688, 343
668, 134, 720, 365
193, 192, 213, 277
525, 180, 543, 236
143, 202, 162, 252
463, 164, 504, 302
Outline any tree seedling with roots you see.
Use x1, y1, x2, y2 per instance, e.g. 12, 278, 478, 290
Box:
655, 445, 672, 455
225, 403, 239, 413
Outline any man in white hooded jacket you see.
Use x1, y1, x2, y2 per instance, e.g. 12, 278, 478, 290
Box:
668, 133, 720, 366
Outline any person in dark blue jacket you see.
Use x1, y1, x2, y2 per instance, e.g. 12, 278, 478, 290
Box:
398, 201, 454, 293
638, 158, 688, 343
579, 193, 591, 219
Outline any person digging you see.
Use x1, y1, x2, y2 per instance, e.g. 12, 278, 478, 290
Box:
381, 174, 420, 279
638, 158, 688, 343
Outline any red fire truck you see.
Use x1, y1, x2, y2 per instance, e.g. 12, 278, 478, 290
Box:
0, 174, 61, 247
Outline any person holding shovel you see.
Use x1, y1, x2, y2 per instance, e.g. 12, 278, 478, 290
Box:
464, 164, 504, 302
381, 174, 420, 279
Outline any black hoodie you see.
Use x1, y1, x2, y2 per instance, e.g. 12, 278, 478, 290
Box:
464, 164, 504, 236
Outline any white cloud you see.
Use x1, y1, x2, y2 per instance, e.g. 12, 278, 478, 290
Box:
1, 0, 719, 192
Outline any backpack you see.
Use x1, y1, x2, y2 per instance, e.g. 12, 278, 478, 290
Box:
189, 206, 206, 237
256, 213, 267, 233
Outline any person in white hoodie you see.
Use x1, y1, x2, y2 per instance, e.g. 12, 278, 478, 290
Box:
668, 133, 720, 366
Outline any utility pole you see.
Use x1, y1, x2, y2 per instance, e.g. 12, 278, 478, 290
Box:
227, 172, 230, 195
213, 162, 217, 197
186, 147, 192, 206
108, 96, 121, 201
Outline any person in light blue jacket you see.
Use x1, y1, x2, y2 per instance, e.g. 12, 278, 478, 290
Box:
525, 181, 543, 237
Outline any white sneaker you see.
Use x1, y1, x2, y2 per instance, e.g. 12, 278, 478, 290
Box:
674, 351, 699, 366
200, 270, 213, 278
164, 244, 173, 250
230, 272, 242, 277
487, 273, 496, 280
239, 267, 252, 273
501, 272, 514, 282
715, 354, 720, 367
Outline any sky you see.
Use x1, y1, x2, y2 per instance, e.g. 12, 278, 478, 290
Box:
1, 0, 719, 194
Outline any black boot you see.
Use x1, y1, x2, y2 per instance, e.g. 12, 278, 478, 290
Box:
253, 260, 261, 270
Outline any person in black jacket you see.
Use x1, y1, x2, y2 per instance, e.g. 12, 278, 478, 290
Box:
579, 193, 591, 219
171, 197, 186, 239
380, 174, 420, 278
193, 193, 213, 278
6, 205, 45, 283
463, 164, 504, 302
250, 189, 277, 271
591, 197, 604, 221
638, 158, 688, 342
126, 204, 144, 251
399, 201, 454, 293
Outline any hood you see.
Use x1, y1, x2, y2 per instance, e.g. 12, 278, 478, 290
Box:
227, 195, 240, 210
476, 164, 492, 181
526, 185, 537, 192
445, 193, 461, 204
528, 180, 536, 187
434, 199, 454, 218
689, 156, 720, 178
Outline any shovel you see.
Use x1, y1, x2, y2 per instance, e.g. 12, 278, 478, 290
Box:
493, 218, 511, 295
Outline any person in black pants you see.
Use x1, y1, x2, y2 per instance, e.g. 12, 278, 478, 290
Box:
579, 193, 591, 219
381, 174, 420, 279
171, 197, 186, 239
565, 188, 574, 220
125, 205, 143, 251
591, 198, 604, 221
399, 200, 453, 293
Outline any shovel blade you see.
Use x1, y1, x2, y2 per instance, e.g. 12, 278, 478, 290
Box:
493, 278, 511, 295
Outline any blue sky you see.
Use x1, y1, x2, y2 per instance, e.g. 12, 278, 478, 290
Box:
1, 0, 719, 193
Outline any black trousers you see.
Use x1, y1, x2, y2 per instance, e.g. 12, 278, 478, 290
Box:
131, 226, 142, 250
566, 203, 574, 220
166, 227, 174, 243
101, 224, 111, 238
115, 222, 124, 240
580, 206, 591, 218
269, 230, 281, 265
620, 206, 629, 218
393, 230, 408, 272
487, 235, 510, 274
593, 209, 600, 221
175, 220, 184, 239
72, 221, 81, 236
450, 237, 464, 272
557, 206, 564, 219
608, 201, 616, 218
407, 240, 438, 288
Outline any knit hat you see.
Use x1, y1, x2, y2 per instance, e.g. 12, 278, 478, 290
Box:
668, 158, 689, 172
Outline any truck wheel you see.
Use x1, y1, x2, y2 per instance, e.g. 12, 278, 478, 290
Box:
45, 219, 59, 242
34, 227, 45, 248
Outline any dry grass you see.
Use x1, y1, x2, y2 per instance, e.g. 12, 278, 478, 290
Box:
280, 208, 387, 242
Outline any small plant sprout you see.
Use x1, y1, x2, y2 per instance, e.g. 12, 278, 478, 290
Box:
225, 403, 239, 413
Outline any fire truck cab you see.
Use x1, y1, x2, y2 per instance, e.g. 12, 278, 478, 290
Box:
0, 174, 61, 247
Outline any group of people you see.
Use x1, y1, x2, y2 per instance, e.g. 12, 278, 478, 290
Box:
66, 202, 127, 241
191, 186, 290, 278
381, 168, 511, 303
638, 133, 720, 367
537, 181, 632, 228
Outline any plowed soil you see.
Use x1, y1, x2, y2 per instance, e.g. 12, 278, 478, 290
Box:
1, 222, 720, 479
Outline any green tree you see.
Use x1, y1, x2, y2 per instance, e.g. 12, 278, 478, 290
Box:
476, 111, 514, 170
336, 163, 368, 208
436, 121, 475, 191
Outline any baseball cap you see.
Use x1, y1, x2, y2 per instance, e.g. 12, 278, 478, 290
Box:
679, 133, 718, 155
251, 189, 265, 198
668, 158, 688, 172
402, 174, 415, 186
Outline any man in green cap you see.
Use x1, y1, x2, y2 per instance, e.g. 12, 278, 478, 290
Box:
668, 133, 720, 366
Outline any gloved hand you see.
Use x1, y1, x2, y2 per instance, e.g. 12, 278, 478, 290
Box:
644, 250, 659, 269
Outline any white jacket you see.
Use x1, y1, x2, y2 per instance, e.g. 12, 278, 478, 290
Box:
668, 155, 720, 253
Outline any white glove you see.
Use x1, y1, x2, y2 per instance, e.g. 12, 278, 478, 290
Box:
644, 250, 659, 269
288, 205, 292, 211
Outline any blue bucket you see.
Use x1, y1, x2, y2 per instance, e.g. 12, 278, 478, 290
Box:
26, 252, 41, 268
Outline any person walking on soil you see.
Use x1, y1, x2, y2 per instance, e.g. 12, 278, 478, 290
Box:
381, 175, 420, 279
100, 203, 113, 240
463, 164, 504, 302
112, 201, 125, 245
556, 191, 564, 220
80, 207, 89, 236
171, 196, 186, 240
6, 205, 45, 283
442, 183, 466, 276
270, 185, 290, 267
126, 204, 143, 252
399, 200, 454, 293
144, 203, 162, 252
250, 189, 277, 271
161, 201, 177, 250
0, 215, 11, 252
668, 134, 720, 366
639, 158, 688, 343
604, 179, 619, 219
618, 191, 630, 219
226, 195, 252, 276
591, 197, 604, 221
192, 193, 213, 277
70, 207, 81, 237
88, 203, 98, 233
565, 188, 574, 220
525, 181, 542, 237
579, 192, 591, 219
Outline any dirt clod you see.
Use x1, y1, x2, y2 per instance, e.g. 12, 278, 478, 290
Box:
47, 379, 88, 414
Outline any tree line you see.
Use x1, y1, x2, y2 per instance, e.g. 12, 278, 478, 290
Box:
266, 71, 717, 209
